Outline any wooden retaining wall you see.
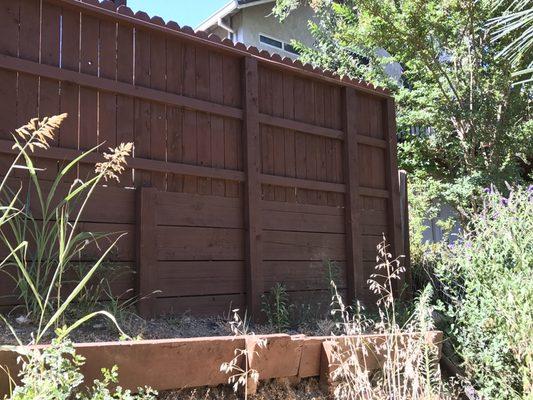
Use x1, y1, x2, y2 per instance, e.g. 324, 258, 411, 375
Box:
0, 332, 443, 396
0, 0, 405, 318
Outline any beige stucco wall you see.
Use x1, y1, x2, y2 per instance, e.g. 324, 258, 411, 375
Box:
233, 2, 315, 59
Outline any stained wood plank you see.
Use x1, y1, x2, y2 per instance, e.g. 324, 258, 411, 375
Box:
134, 27, 151, 186
79, 11, 99, 179
136, 187, 158, 317
59, 6, 80, 180
166, 38, 184, 192
116, 20, 135, 187
150, 32, 167, 190
0, 0, 19, 145
38, 1, 62, 180
383, 98, 407, 295
261, 201, 344, 234
157, 261, 245, 297
156, 226, 244, 261
262, 231, 345, 261
242, 57, 263, 318
155, 191, 243, 228
155, 294, 245, 316
342, 87, 363, 303
263, 261, 347, 291
98, 14, 118, 172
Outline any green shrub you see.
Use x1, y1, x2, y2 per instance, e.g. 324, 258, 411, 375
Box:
435, 185, 532, 399
7, 338, 156, 400
261, 283, 291, 332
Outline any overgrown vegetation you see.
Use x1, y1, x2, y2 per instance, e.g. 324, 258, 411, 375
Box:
261, 283, 291, 332
432, 186, 532, 399
274, 0, 532, 221
0, 115, 152, 399
220, 310, 266, 399
327, 237, 457, 400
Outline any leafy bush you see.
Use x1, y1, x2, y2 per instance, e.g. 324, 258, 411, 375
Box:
7, 339, 156, 400
435, 185, 532, 399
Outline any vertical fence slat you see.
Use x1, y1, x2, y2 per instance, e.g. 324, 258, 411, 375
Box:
342, 87, 363, 303
59, 5, 80, 182
0, 0, 19, 172
137, 186, 158, 317
398, 169, 412, 297
166, 39, 184, 193
79, 10, 99, 179
149, 32, 167, 190
116, 20, 134, 187
98, 15, 118, 156
243, 57, 263, 319
134, 26, 151, 187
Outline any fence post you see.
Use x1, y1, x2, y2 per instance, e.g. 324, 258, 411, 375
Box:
398, 170, 413, 297
242, 57, 263, 319
136, 186, 158, 318
342, 87, 364, 304
383, 98, 408, 294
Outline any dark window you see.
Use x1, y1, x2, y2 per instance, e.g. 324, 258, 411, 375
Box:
259, 35, 283, 49
283, 42, 300, 55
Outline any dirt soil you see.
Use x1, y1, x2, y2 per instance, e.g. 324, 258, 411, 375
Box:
159, 378, 327, 400
0, 309, 336, 345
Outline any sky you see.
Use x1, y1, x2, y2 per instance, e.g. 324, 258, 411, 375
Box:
127, 0, 231, 29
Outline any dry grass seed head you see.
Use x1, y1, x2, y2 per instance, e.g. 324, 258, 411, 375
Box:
94, 142, 133, 182
14, 113, 67, 152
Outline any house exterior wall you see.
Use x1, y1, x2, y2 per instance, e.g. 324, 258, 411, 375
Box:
235, 2, 316, 59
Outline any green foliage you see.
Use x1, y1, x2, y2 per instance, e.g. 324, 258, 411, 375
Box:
488, 0, 533, 83
261, 283, 291, 332
0, 115, 131, 344
274, 0, 532, 219
434, 185, 533, 399
7, 339, 156, 400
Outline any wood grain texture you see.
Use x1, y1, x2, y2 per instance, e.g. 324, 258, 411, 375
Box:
0, 2, 403, 316
242, 57, 263, 318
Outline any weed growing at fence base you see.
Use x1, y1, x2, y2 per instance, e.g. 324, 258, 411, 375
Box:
261, 283, 291, 332
327, 237, 458, 400
220, 309, 266, 399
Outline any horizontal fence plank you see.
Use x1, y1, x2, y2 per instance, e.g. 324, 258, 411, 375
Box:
262, 231, 346, 261
263, 260, 347, 291
261, 174, 346, 193
261, 201, 345, 234
0, 54, 243, 119
258, 113, 344, 140
156, 261, 245, 297
156, 191, 243, 228
0, 140, 246, 182
156, 226, 244, 261
1, 177, 136, 224
357, 134, 387, 148
155, 294, 245, 316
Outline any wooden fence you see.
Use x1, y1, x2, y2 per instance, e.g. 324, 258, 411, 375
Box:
0, 0, 406, 318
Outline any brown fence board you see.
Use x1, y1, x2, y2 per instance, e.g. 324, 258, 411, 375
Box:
0, 0, 405, 319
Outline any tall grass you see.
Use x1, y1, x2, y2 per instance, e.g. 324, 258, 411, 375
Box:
327, 237, 456, 400
0, 114, 132, 345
